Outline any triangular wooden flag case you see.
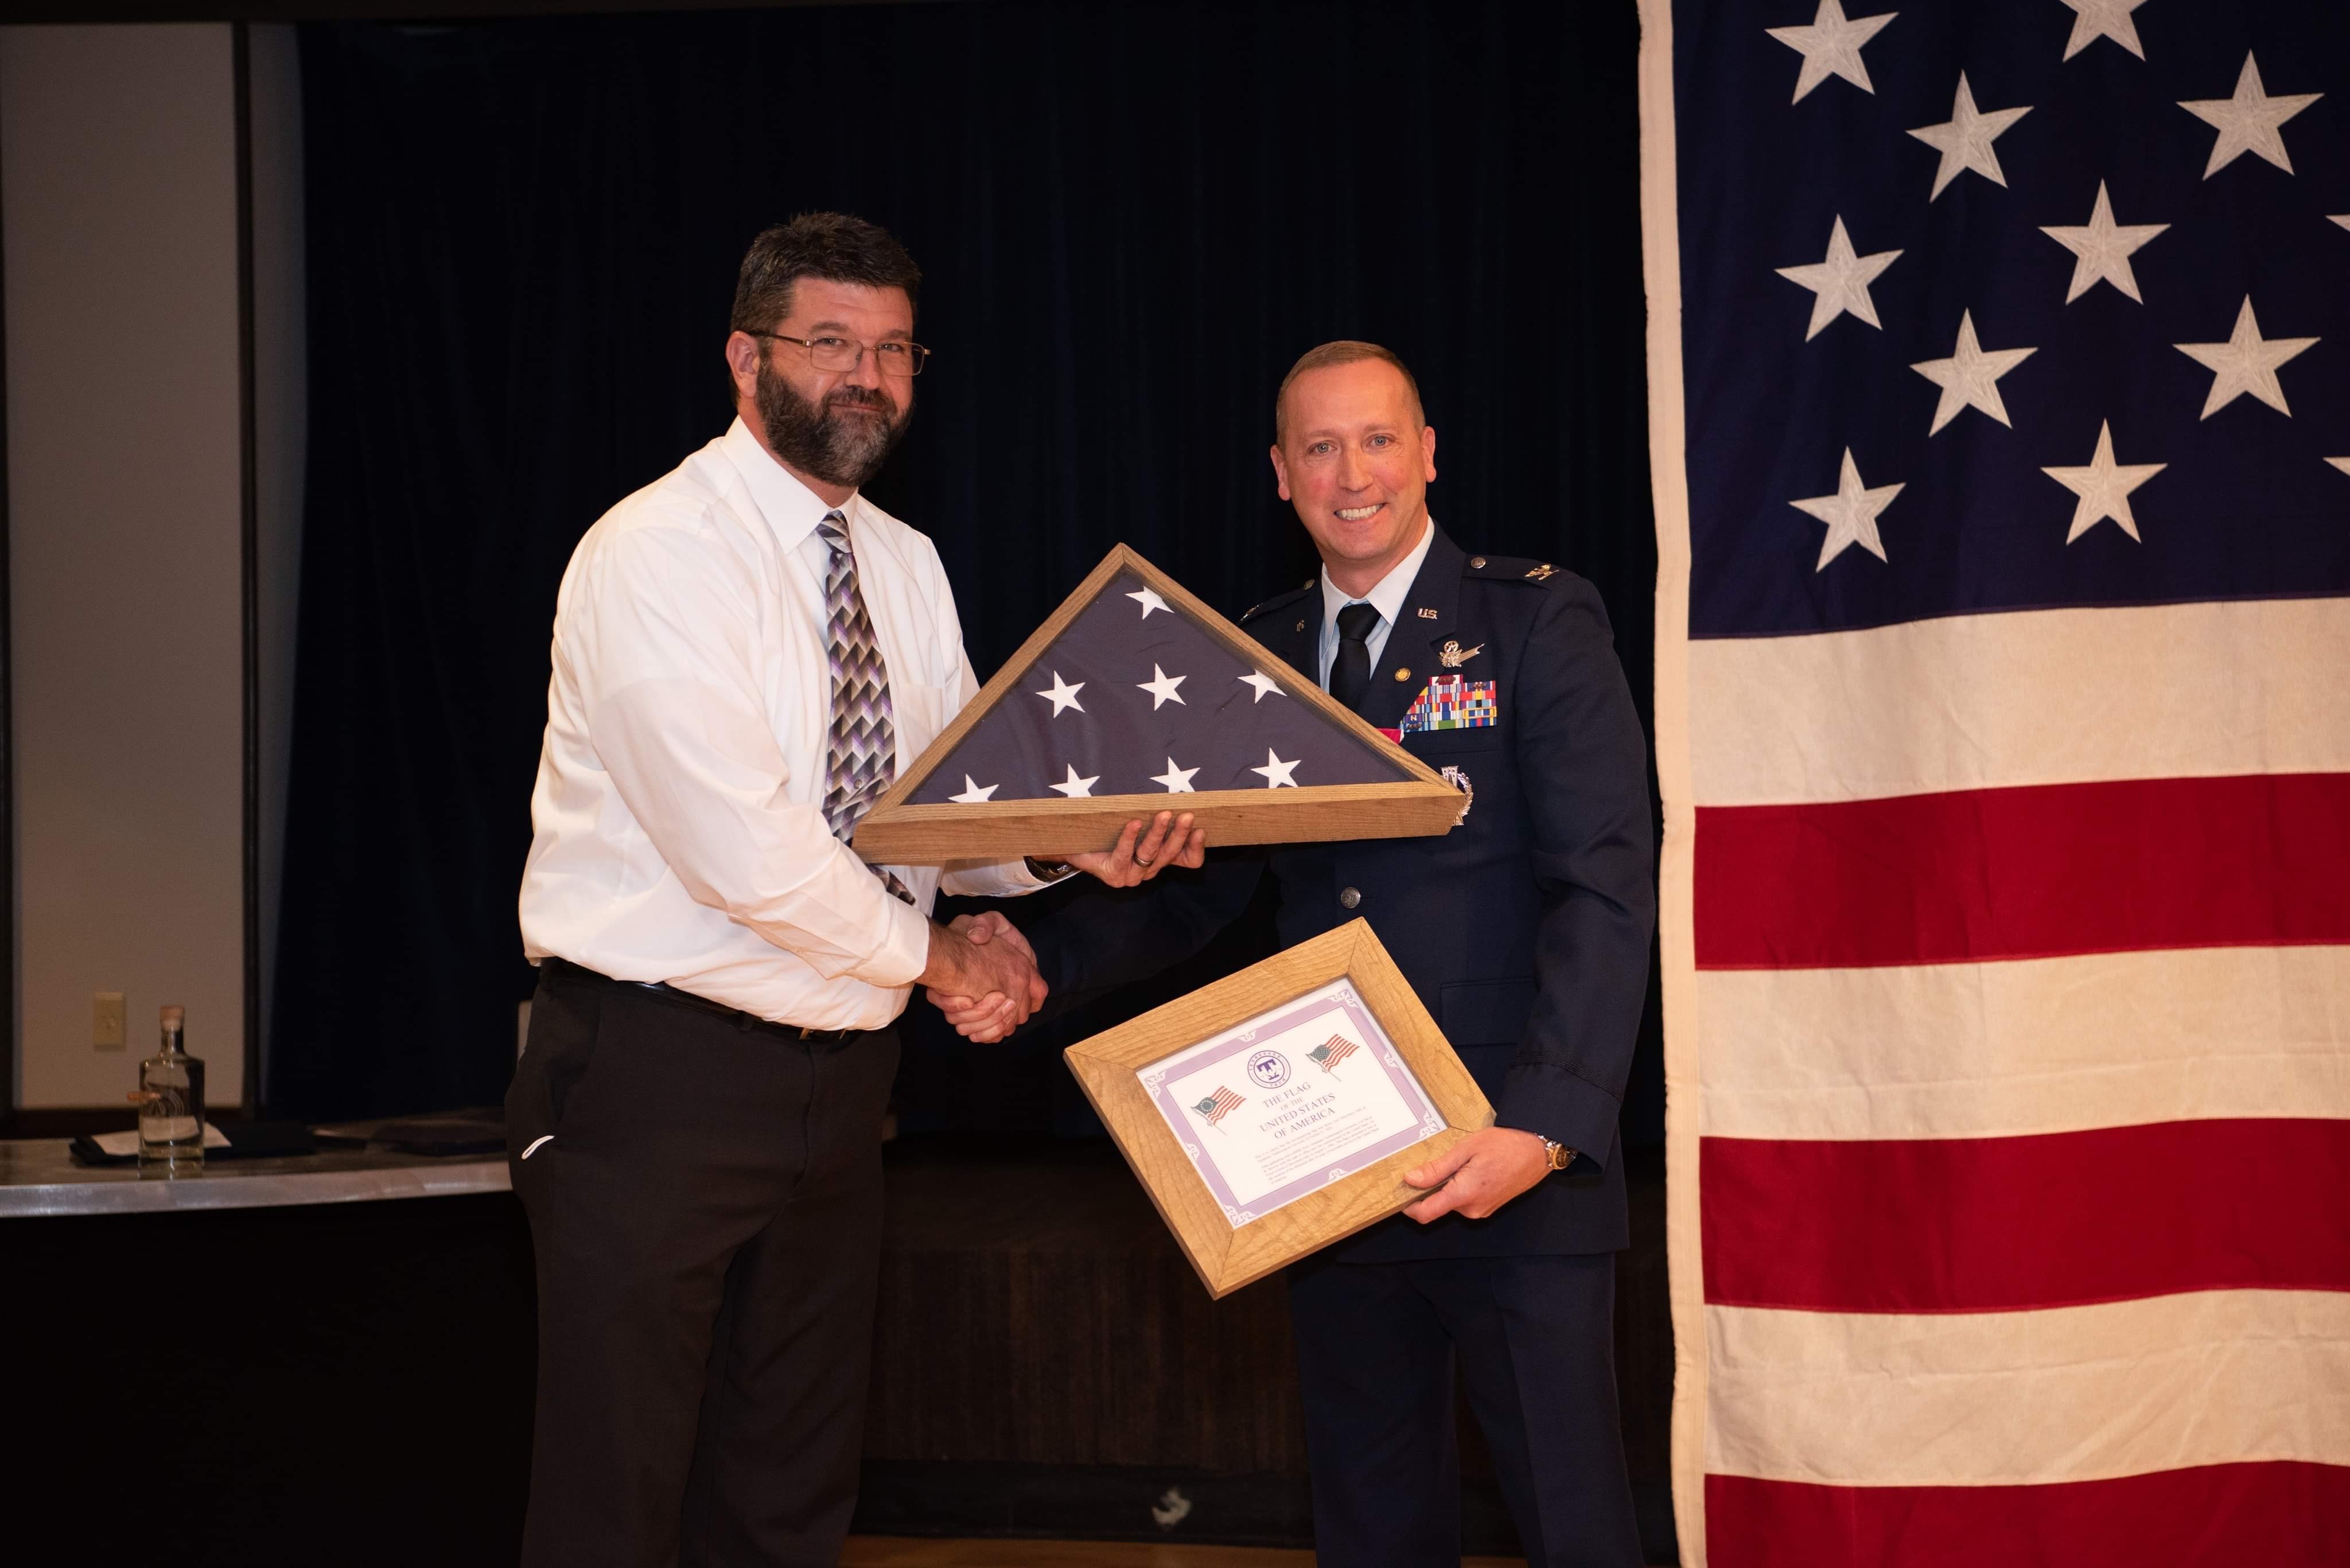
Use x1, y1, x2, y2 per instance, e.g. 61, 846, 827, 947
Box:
852, 546, 1468, 863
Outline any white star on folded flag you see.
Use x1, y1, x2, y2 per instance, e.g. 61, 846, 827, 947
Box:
2174, 297, 2318, 419
1776, 216, 1904, 340
2333, 216, 2350, 234
2041, 182, 2168, 304
1151, 757, 1200, 793
948, 775, 998, 803
1792, 448, 1904, 570
2328, 458, 2350, 478
2180, 53, 2321, 179
1908, 73, 2031, 200
1126, 586, 1170, 618
2057, 0, 2148, 61
2043, 421, 2166, 543
1765, 0, 1897, 103
1048, 764, 1099, 798
1912, 310, 2037, 434
1252, 749, 1301, 788
1238, 670, 1285, 702
1136, 663, 1187, 709
1035, 670, 1086, 715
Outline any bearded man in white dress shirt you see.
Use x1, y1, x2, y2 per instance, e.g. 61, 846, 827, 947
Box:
509, 212, 1201, 1567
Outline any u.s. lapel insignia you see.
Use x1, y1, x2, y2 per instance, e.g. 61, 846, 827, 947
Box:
1441, 765, 1473, 820
1525, 562, 1558, 582
1416, 607, 1439, 620
1438, 639, 1485, 669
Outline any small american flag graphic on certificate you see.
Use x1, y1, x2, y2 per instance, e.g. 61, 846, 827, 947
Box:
1308, 1034, 1359, 1075
1193, 1085, 1244, 1130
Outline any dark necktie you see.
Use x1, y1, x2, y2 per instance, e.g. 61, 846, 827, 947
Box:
816, 511, 915, 905
1329, 601, 1382, 716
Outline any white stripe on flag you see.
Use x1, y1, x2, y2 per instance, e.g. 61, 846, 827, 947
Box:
1697, 946, 2350, 1140
1705, 1290, 2350, 1487
1690, 597, 2350, 806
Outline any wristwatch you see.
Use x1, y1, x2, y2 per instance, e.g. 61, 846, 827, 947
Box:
1025, 856, 1075, 882
1539, 1137, 1575, 1173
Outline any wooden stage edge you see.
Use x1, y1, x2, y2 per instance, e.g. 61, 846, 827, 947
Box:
843, 1540, 1518, 1567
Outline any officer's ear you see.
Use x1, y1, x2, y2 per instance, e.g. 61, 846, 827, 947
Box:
1270, 443, 1293, 501
1421, 423, 1438, 485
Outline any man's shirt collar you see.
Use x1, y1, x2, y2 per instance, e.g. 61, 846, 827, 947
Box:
720, 415, 853, 552
1319, 515, 1437, 636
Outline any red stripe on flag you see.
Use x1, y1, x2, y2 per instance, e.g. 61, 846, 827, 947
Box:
1706, 1462, 2350, 1568
1702, 1119, 2350, 1312
1693, 772, 2350, 969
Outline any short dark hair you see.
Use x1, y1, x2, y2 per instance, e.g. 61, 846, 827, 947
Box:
1274, 340, 1425, 442
729, 212, 921, 335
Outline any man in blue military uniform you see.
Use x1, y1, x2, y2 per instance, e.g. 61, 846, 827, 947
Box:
937, 340, 1654, 1567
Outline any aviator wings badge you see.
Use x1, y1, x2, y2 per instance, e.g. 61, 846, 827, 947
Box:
1438, 639, 1485, 669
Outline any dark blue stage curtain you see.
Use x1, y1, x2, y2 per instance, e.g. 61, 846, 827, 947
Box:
269, 1, 1653, 1119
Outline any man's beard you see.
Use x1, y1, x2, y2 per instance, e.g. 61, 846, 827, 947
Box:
754, 359, 911, 490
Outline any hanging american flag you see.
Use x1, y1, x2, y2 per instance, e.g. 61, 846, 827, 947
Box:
1193, 1085, 1246, 1129
1308, 1034, 1360, 1074
1641, 2, 2350, 1565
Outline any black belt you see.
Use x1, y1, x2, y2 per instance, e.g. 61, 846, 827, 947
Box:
539, 956, 868, 1045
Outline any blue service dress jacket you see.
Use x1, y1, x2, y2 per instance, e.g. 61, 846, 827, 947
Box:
1028, 526, 1656, 1260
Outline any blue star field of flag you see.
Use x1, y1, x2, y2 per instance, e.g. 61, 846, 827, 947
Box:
905, 573, 1413, 805
1682, 0, 2350, 639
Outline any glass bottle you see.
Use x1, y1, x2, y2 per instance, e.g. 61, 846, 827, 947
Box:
138, 1005, 205, 1173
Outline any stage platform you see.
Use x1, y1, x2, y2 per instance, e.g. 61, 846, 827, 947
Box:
862, 1135, 1675, 1562
3, 1128, 1671, 1564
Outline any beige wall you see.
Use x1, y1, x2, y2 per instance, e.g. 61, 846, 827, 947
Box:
5, 25, 247, 1107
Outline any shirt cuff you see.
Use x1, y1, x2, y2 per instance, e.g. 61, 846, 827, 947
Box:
856, 893, 934, 990
940, 857, 1057, 898
1495, 1064, 1621, 1170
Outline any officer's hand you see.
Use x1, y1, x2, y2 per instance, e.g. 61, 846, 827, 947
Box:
1399, 1128, 1556, 1223
920, 913, 1045, 1043
1068, 811, 1205, 888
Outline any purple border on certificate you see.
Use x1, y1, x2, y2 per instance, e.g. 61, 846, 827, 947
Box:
1141, 985, 1441, 1224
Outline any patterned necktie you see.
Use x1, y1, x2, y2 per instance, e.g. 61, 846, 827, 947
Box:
816, 511, 915, 905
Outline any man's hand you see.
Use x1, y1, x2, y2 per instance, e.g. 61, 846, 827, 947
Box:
917, 912, 1045, 1044
1067, 811, 1206, 888
1399, 1128, 1558, 1223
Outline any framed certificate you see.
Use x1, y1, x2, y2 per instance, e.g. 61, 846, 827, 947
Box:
1064, 919, 1495, 1298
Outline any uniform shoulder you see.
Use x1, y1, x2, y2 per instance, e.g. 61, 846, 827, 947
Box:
1239, 578, 1318, 625
1459, 551, 1580, 590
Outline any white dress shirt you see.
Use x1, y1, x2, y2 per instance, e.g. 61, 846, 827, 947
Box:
1314, 517, 1437, 690
519, 417, 1045, 1030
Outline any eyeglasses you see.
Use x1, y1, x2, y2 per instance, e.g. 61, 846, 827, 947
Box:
752, 331, 931, 378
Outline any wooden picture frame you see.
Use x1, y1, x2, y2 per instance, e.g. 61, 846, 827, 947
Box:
1064, 919, 1495, 1299
850, 544, 1467, 863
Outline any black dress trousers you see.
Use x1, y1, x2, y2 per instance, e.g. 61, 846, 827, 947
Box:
505, 962, 899, 1568
1287, 1253, 1644, 1568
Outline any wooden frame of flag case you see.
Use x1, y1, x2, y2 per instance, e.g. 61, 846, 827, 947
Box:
1064, 919, 1495, 1299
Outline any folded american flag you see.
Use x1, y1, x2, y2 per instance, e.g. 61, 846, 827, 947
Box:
1643, 2, 2350, 1563
906, 569, 1410, 805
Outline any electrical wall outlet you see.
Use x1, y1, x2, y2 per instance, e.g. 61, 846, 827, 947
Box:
94, 991, 127, 1050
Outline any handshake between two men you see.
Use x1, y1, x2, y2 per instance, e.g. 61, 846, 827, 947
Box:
917, 810, 1205, 1043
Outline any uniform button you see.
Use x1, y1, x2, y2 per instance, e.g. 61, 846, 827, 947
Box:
1339, 886, 1361, 910
1470, 555, 1487, 568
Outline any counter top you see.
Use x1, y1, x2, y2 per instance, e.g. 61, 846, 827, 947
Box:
0, 1137, 511, 1218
